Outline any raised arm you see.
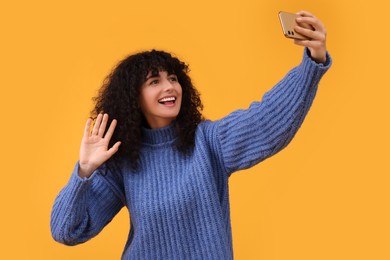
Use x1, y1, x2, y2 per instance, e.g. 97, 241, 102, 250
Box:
214, 11, 331, 176
51, 114, 125, 245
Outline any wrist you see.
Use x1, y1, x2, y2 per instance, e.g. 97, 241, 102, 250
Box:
78, 162, 95, 178
307, 48, 327, 64
312, 55, 326, 64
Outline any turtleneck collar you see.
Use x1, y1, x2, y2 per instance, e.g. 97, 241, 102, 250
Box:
142, 124, 178, 145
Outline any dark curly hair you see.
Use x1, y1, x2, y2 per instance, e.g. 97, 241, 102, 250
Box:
92, 50, 204, 169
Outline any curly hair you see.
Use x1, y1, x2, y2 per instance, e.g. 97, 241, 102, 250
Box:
92, 50, 204, 169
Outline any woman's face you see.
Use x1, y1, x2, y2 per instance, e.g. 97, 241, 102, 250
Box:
139, 70, 182, 129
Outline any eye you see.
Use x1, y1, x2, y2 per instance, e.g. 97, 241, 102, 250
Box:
149, 79, 159, 86
168, 75, 178, 82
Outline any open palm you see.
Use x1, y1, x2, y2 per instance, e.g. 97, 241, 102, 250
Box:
79, 113, 121, 178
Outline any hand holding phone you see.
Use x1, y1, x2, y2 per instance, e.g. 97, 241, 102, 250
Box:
278, 11, 312, 40
278, 10, 328, 64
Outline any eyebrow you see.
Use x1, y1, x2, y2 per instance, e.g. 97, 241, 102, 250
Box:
145, 72, 176, 81
146, 74, 160, 81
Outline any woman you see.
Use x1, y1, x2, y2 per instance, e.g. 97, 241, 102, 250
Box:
51, 11, 331, 259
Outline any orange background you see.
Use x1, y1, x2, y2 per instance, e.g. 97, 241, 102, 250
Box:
1, 0, 389, 259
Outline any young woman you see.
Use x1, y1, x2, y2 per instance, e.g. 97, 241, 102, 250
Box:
51, 11, 331, 259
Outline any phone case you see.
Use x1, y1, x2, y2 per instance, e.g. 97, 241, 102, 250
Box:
278, 11, 311, 40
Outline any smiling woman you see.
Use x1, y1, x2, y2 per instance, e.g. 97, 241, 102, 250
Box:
139, 71, 183, 129
84, 50, 203, 171
50, 11, 331, 260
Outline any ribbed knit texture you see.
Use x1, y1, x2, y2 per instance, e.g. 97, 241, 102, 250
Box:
51, 49, 331, 259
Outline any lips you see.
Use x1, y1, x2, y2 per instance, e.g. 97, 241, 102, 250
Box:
158, 96, 176, 104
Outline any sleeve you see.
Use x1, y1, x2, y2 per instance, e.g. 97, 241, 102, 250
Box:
215, 48, 332, 176
50, 160, 126, 245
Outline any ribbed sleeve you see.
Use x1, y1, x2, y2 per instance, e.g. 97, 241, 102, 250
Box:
217, 49, 332, 175
50, 162, 125, 245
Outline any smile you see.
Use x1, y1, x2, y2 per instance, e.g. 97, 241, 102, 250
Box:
158, 97, 176, 104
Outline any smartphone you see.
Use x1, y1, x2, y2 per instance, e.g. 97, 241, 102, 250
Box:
278, 11, 311, 40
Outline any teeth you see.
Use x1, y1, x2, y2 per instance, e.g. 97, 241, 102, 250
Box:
159, 97, 176, 102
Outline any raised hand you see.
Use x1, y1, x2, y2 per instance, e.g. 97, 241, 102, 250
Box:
293, 11, 327, 64
78, 113, 121, 178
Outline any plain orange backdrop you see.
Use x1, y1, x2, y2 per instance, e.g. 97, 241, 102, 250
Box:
1, 0, 389, 259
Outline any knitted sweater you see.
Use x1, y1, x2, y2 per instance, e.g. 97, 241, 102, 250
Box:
51, 49, 331, 259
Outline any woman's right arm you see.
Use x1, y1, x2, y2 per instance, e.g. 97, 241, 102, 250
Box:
51, 114, 124, 245
50, 162, 126, 245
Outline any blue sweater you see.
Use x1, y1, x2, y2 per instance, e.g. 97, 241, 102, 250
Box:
51, 49, 331, 259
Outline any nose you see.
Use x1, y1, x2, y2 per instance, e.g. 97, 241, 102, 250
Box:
162, 78, 174, 92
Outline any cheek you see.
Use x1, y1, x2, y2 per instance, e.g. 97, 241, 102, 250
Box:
139, 92, 151, 113
177, 85, 183, 98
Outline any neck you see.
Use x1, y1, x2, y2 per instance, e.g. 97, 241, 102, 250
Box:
142, 124, 177, 145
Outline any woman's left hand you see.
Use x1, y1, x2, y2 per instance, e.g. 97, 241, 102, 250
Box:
294, 11, 327, 64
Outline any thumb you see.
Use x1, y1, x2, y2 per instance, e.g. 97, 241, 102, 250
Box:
107, 141, 121, 157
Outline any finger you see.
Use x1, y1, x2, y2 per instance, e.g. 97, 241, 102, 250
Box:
83, 118, 93, 138
296, 10, 315, 18
104, 118, 117, 141
294, 25, 315, 40
98, 113, 109, 137
92, 113, 103, 136
296, 16, 325, 33
294, 39, 321, 50
295, 25, 326, 42
294, 38, 324, 51
294, 38, 310, 47
107, 141, 121, 157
